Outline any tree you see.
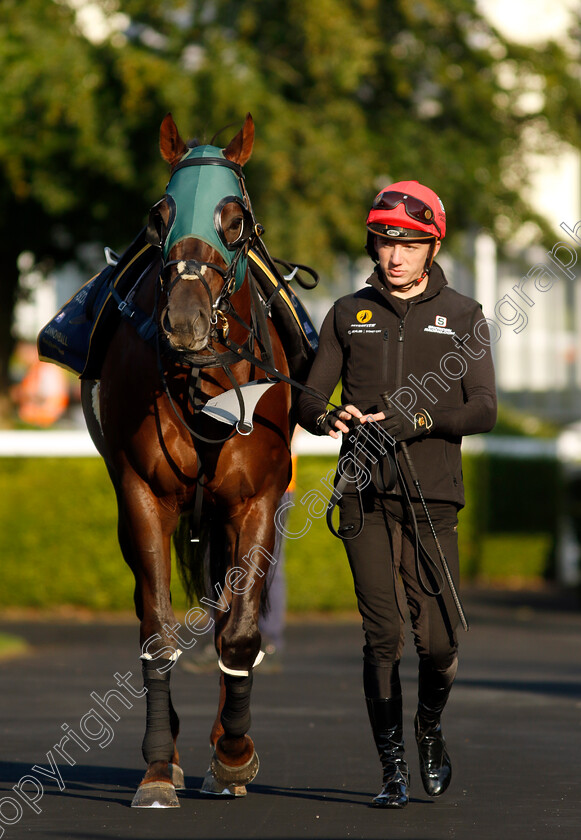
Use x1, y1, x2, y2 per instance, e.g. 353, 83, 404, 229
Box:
191, 0, 581, 255
0, 0, 197, 415
1, 0, 580, 418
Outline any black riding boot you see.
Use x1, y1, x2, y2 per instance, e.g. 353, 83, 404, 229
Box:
415, 658, 457, 797
364, 661, 409, 809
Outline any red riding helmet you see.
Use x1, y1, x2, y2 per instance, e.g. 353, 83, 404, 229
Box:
366, 180, 446, 262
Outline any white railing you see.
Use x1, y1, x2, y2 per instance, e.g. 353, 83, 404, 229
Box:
0, 429, 99, 457
0, 428, 567, 459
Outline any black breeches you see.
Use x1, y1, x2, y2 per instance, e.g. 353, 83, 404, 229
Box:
339, 493, 460, 670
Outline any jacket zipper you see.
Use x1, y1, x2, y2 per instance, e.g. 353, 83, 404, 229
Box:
396, 302, 414, 388
382, 329, 389, 384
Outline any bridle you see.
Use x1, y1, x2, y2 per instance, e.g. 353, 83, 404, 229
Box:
146, 151, 274, 445
158, 258, 242, 347
152, 154, 262, 347
145, 152, 326, 443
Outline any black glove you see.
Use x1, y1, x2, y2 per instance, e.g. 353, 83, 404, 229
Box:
380, 393, 433, 442
315, 406, 360, 436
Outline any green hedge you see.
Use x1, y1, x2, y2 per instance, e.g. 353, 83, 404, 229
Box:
0, 449, 561, 612
0, 458, 138, 610
458, 451, 561, 582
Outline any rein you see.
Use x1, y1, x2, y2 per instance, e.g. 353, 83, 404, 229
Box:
324, 421, 468, 630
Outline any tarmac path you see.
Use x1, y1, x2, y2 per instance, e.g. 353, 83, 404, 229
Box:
0, 586, 579, 840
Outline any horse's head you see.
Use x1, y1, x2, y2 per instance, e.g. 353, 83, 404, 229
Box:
146, 113, 255, 353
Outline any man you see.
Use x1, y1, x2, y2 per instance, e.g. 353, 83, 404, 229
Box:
297, 182, 496, 808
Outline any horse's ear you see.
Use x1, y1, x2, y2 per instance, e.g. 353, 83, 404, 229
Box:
223, 113, 254, 167
159, 113, 188, 167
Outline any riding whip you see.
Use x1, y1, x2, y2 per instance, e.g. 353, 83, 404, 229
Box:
381, 394, 469, 632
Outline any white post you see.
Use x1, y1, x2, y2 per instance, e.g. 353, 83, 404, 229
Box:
474, 230, 497, 320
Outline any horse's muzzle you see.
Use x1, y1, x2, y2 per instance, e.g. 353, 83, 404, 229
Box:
161, 305, 210, 352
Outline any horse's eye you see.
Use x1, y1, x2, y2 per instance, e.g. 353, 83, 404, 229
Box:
227, 217, 243, 237
219, 201, 247, 246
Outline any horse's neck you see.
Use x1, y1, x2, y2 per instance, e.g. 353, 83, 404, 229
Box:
133, 258, 161, 313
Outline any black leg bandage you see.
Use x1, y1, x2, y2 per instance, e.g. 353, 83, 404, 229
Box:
220, 673, 253, 738
141, 659, 174, 764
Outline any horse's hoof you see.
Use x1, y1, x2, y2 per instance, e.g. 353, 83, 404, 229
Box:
200, 769, 247, 797
131, 781, 180, 808
169, 762, 186, 790
211, 747, 259, 788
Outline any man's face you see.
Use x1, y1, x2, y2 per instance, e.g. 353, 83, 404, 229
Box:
375, 236, 441, 289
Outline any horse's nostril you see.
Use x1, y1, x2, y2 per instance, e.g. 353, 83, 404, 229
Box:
192, 311, 210, 338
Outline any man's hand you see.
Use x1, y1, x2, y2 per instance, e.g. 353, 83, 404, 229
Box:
379, 394, 433, 442
315, 404, 375, 438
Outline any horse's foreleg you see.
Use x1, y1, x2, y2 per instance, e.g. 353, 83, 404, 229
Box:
202, 669, 259, 796
202, 666, 260, 797
202, 501, 278, 797
132, 656, 184, 806
114, 485, 183, 809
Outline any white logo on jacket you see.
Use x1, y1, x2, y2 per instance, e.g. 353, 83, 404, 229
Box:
424, 315, 455, 336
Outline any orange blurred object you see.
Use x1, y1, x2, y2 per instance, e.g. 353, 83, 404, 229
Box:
12, 349, 69, 427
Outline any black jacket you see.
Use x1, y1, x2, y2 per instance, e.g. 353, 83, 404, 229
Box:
297, 263, 497, 507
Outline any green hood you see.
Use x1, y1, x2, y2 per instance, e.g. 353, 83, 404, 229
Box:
163, 145, 248, 290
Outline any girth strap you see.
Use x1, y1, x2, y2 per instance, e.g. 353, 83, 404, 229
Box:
189, 463, 206, 544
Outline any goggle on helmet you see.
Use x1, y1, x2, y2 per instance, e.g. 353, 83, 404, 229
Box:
365, 180, 446, 265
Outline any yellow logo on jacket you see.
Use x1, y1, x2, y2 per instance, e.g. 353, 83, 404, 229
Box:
356, 309, 372, 324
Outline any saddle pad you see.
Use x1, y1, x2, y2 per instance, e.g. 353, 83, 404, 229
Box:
38, 229, 158, 379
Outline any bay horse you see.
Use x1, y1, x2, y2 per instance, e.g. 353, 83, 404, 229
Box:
81, 113, 292, 807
